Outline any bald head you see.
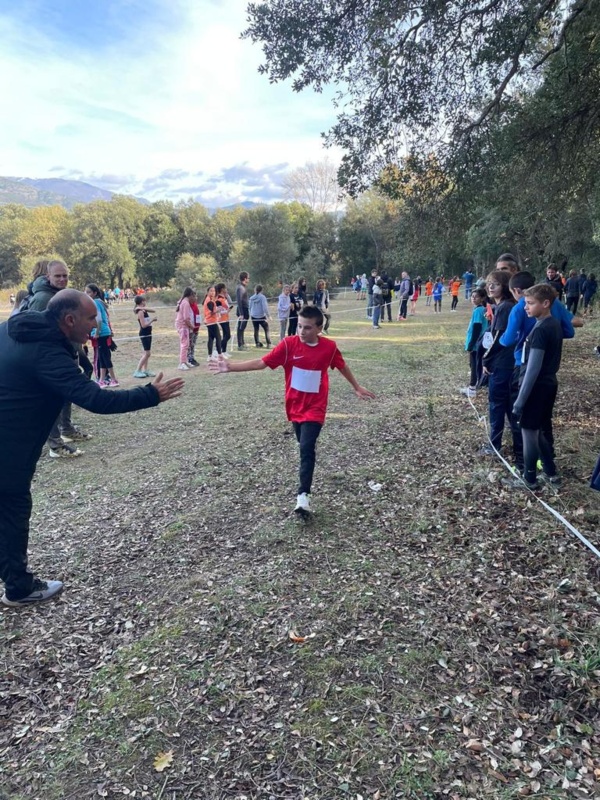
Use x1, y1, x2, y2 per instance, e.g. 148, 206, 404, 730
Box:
48, 289, 98, 344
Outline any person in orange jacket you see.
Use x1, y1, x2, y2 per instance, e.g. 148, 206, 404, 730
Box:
450, 277, 462, 311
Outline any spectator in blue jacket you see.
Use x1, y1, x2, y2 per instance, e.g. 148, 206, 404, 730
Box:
582, 273, 597, 317
462, 269, 475, 298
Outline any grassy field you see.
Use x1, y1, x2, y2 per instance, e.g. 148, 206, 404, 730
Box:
1, 293, 599, 800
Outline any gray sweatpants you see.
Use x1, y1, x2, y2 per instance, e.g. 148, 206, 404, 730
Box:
47, 403, 75, 449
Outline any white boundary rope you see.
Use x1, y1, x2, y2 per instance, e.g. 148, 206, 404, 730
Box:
466, 394, 600, 560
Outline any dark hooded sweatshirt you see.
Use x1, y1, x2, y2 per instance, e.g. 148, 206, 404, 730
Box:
27, 275, 61, 311
0, 311, 160, 492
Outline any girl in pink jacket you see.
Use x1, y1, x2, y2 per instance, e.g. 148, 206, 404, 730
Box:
175, 287, 195, 371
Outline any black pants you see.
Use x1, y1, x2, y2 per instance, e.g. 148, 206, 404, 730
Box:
252, 318, 271, 345
293, 422, 322, 494
220, 322, 231, 353
399, 298, 408, 318
566, 296, 579, 314
97, 336, 113, 371
0, 491, 34, 601
512, 370, 555, 467
288, 316, 298, 336
237, 313, 249, 346
469, 351, 478, 388
522, 428, 556, 484
451, 295, 458, 310
207, 324, 222, 355
382, 300, 392, 321
488, 367, 513, 450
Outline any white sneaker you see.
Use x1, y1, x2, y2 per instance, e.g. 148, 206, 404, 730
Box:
294, 492, 311, 514
1, 578, 64, 607
178, 362, 190, 371
210, 353, 220, 361
459, 387, 476, 397
221, 352, 231, 359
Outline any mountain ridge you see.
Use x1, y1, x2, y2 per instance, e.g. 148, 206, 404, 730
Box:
0, 176, 149, 209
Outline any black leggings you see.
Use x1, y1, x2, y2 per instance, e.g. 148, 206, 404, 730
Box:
207, 324, 222, 355
451, 295, 458, 310
288, 316, 298, 336
293, 422, 323, 494
97, 336, 113, 370
220, 322, 231, 353
252, 318, 271, 345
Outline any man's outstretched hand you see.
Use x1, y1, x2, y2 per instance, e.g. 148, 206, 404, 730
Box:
151, 372, 185, 402
207, 359, 229, 374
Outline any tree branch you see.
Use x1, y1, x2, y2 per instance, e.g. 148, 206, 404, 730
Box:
461, 0, 561, 137
531, 0, 591, 69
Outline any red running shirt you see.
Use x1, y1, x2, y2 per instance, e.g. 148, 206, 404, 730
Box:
262, 336, 346, 424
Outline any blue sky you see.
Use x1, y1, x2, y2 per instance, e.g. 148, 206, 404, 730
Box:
0, 0, 340, 205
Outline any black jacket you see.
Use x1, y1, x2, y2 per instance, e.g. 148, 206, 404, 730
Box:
0, 311, 160, 492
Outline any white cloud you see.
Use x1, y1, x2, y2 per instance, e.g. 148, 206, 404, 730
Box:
0, 0, 341, 205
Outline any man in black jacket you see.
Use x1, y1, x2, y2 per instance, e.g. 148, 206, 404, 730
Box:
27, 259, 92, 457
545, 265, 564, 301
0, 289, 184, 608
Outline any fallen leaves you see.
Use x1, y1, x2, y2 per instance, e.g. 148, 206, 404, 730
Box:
153, 750, 174, 772
1, 305, 599, 800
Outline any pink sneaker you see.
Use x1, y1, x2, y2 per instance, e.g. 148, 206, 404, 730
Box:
107, 380, 120, 387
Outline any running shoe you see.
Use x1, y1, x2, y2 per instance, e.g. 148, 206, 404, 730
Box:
1, 578, 64, 607
61, 429, 92, 442
107, 380, 120, 387
540, 473, 562, 487
49, 444, 83, 458
133, 370, 147, 378
501, 476, 540, 491
294, 493, 311, 514
178, 363, 190, 370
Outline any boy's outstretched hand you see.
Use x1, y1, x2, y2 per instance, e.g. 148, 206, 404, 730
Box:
151, 372, 185, 402
355, 386, 376, 400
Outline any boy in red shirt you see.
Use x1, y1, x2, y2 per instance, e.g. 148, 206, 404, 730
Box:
209, 306, 375, 515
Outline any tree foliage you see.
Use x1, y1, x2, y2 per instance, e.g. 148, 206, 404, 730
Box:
244, 0, 597, 191
0, 205, 30, 286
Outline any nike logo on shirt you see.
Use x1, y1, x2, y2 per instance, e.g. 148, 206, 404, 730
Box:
292, 355, 303, 360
